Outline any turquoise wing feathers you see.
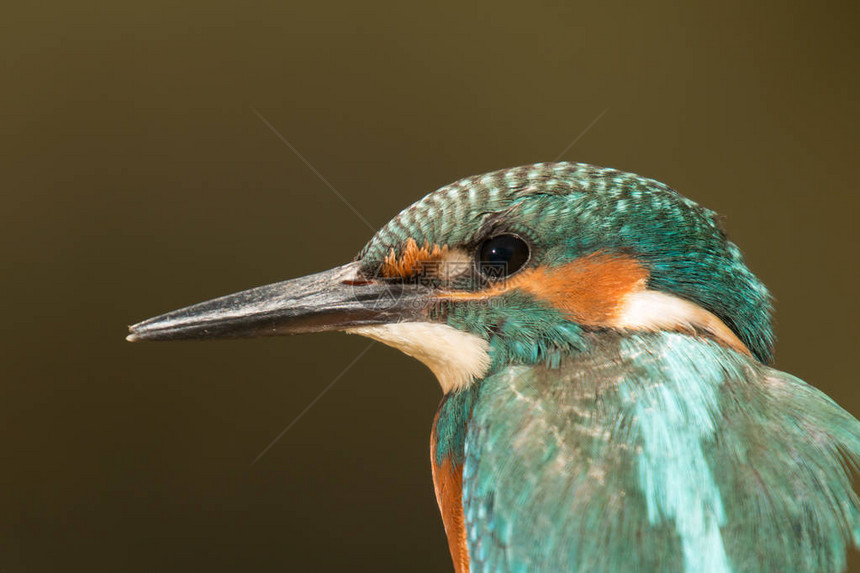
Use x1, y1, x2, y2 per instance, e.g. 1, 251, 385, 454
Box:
462, 332, 860, 572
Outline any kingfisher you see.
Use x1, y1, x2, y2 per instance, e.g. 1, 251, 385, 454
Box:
128, 162, 860, 573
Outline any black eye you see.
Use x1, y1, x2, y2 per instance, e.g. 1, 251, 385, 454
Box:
477, 234, 530, 278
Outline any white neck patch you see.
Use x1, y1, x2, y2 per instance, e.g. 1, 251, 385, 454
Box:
346, 322, 491, 393
615, 290, 750, 356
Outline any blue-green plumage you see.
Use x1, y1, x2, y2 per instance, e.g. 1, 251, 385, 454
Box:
359, 163, 859, 572
455, 332, 860, 572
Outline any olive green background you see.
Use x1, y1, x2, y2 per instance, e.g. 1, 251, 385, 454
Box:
2, 1, 858, 571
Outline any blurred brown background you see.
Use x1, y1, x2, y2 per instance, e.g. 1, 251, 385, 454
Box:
1, 0, 858, 571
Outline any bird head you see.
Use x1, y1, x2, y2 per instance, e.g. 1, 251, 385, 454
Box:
128, 163, 773, 393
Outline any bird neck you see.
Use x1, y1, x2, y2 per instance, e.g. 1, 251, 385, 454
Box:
431, 330, 754, 466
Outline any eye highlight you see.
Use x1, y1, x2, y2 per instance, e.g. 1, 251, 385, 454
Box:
477, 234, 530, 278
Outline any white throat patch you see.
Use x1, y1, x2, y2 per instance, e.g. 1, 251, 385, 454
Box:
346, 322, 491, 393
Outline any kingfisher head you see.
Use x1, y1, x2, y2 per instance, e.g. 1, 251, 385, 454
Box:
128, 162, 773, 393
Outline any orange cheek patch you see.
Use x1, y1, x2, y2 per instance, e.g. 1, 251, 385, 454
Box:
442, 253, 649, 327
381, 237, 449, 279
517, 253, 649, 325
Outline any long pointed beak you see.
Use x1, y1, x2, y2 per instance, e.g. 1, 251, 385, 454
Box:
127, 262, 430, 342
